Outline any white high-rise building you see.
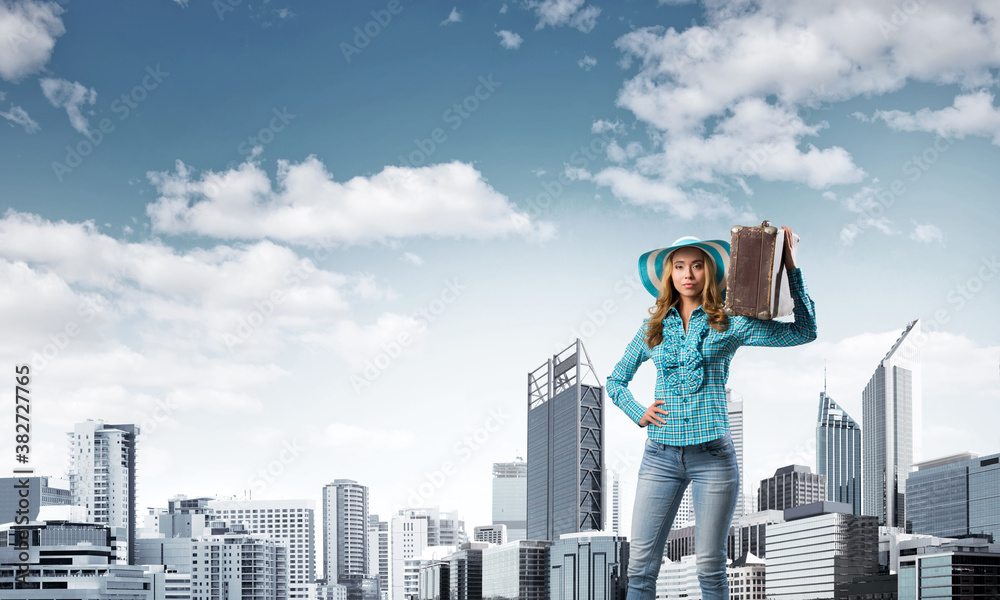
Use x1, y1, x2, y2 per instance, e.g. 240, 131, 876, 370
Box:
323, 479, 369, 584
391, 507, 466, 600
208, 498, 316, 599
608, 469, 621, 536
68, 420, 139, 564
862, 319, 922, 528
728, 391, 746, 526
656, 554, 701, 599
138, 527, 288, 600
369, 514, 390, 600
767, 503, 878, 599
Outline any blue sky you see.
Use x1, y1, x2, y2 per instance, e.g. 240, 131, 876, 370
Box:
2, 0, 999, 541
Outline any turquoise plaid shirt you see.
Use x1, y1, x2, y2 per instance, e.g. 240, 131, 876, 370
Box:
607, 267, 817, 446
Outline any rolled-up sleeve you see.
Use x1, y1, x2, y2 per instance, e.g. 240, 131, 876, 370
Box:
737, 267, 817, 347
606, 321, 653, 426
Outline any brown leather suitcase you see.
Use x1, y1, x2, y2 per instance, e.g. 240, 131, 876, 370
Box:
724, 220, 797, 320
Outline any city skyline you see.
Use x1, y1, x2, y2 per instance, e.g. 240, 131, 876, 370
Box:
1, 0, 999, 535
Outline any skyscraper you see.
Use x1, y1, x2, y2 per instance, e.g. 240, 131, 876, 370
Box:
862, 319, 922, 528
758, 465, 826, 512
608, 469, 621, 536
728, 390, 746, 525
816, 389, 862, 514
68, 420, 139, 564
549, 533, 628, 600
324, 480, 369, 584
527, 339, 604, 541
481, 540, 551, 600
906, 451, 1000, 541
208, 498, 317, 599
492, 459, 527, 542
369, 514, 391, 600
391, 507, 467, 600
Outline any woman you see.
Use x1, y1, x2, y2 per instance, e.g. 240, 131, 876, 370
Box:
606, 227, 816, 600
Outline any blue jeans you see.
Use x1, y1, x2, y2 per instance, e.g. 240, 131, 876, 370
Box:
627, 432, 739, 600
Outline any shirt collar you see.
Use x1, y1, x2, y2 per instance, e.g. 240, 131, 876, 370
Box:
666, 304, 706, 319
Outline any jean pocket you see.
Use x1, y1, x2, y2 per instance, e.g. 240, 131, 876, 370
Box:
705, 434, 734, 459
644, 437, 660, 455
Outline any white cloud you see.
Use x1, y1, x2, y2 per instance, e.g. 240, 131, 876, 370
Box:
578, 54, 597, 71
568, 166, 754, 220
172, 0, 189, 7
589, 98, 864, 215
298, 312, 424, 371
0, 0, 65, 82
401, 252, 424, 266
605, 140, 643, 163
0, 258, 89, 354
0, 211, 355, 361
350, 273, 395, 301
825, 184, 898, 245
165, 388, 263, 414
146, 157, 554, 245
499, 3, 508, 13
440, 7, 460, 25
594, 0, 1000, 218
40, 78, 97, 134
533, 0, 601, 33
496, 29, 523, 50
591, 119, 625, 136
873, 91, 1000, 145
615, 1, 1000, 134
911, 222, 943, 244
320, 422, 417, 450
0, 104, 39, 133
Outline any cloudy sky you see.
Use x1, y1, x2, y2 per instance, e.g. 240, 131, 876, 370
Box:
1, 0, 999, 540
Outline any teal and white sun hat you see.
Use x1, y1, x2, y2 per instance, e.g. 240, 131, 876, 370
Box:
638, 236, 731, 299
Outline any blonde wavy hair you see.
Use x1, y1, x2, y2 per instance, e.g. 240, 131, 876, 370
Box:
644, 248, 729, 348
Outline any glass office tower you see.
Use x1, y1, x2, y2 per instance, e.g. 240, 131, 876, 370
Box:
907, 451, 1000, 541
481, 540, 550, 600
549, 533, 628, 600
862, 319, 921, 528
816, 390, 862, 514
527, 339, 604, 541
492, 459, 527, 542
